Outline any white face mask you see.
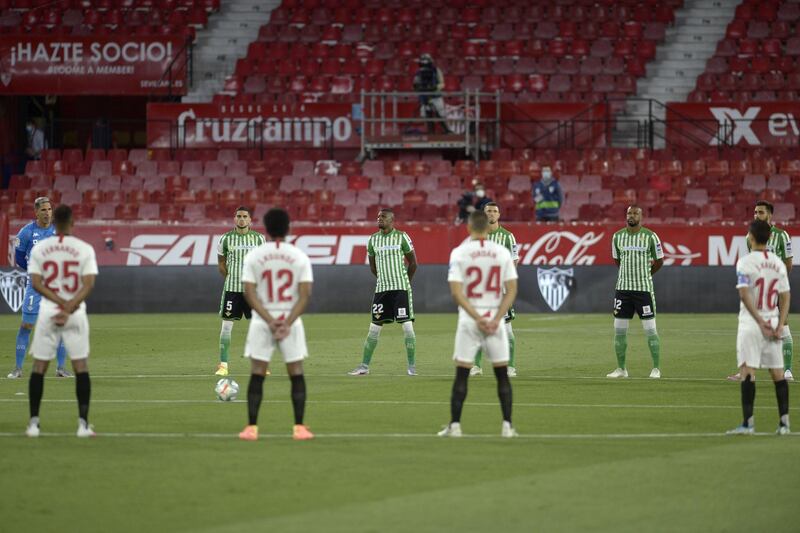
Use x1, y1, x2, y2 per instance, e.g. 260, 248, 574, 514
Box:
26, 125, 34, 134
475, 189, 486, 198
542, 170, 552, 181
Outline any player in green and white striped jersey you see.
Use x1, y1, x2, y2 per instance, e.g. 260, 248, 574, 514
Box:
728, 200, 794, 381
607, 205, 664, 379
471, 202, 521, 377
215, 207, 266, 376
348, 208, 419, 376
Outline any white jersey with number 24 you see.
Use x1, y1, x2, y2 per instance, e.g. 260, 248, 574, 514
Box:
447, 238, 518, 321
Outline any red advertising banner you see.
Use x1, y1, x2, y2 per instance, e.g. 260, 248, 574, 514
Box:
8, 222, 798, 267
667, 102, 800, 148
146, 102, 605, 149
0, 35, 187, 95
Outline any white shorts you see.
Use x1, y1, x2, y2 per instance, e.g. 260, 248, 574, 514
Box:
737, 321, 783, 369
452, 318, 509, 365
244, 317, 308, 364
29, 307, 90, 361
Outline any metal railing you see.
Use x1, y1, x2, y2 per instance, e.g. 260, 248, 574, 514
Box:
159, 37, 194, 99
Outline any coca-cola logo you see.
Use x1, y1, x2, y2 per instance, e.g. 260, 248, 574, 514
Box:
519, 231, 605, 265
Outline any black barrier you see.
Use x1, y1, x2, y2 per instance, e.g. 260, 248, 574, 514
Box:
2, 266, 800, 315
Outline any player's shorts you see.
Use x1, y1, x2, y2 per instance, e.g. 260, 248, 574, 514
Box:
244, 317, 308, 364
21, 284, 42, 324
613, 290, 656, 320
453, 317, 510, 365
737, 320, 783, 369
219, 291, 251, 321
371, 290, 415, 325
29, 306, 90, 361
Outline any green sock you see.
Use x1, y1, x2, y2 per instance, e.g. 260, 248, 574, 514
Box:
784, 336, 793, 371
219, 330, 231, 363
362, 335, 378, 366
647, 333, 661, 369
474, 350, 483, 368
614, 332, 627, 369
405, 334, 416, 366
508, 329, 516, 368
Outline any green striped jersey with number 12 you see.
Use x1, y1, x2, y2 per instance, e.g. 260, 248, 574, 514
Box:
218, 229, 267, 292
746, 225, 793, 260
611, 227, 664, 292
488, 226, 520, 261
368, 229, 414, 293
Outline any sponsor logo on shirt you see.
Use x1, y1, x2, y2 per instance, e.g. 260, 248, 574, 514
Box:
737, 272, 750, 285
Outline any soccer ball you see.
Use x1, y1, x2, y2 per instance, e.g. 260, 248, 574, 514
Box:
215, 378, 239, 402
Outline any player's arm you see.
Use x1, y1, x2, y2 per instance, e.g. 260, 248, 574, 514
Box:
650, 258, 663, 275
784, 258, 793, 273
30, 274, 67, 309
611, 235, 620, 267
650, 233, 664, 275
217, 254, 227, 278
243, 281, 277, 326
284, 282, 312, 327
404, 250, 417, 281
14, 231, 29, 270
61, 274, 96, 314
368, 255, 377, 277
449, 281, 483, 322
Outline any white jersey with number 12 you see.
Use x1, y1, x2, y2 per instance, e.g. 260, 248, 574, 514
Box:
242, 241, 314, 317
735, 250, 790, 326
447, 238, 518, 321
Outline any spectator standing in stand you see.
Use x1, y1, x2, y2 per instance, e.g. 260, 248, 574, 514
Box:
532, 166, 563, 222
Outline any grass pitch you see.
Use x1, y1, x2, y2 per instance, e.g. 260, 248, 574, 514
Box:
1, 313, 799, 533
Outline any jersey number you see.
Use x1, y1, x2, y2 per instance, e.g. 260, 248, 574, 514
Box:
42, 260, 80, 293
262, 269, 293, 303
754, 278, 780, 310
465, 266, 501, 298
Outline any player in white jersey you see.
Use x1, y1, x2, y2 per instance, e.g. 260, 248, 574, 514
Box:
24, 205, 99, 438
728, 220, 791, 436
438, 210, 519, 438
238, 208, 314, 441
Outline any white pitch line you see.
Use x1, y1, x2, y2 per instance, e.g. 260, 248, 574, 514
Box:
0, 398, 779, 410
0, 431, 795, 440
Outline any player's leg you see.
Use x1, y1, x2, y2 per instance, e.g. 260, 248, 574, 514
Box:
397, 291, 416, 375
608, 291, 632, 377
239, 320, 273, 440
25, 312, 58, 437
642, 319, 661, 378
63, 311, 94, 436
216, 319, 234, 376
350, 293, 387, 375
10, 321, 33, 378
281, 319, 313, 439
401, 321, 417, 375
781, 325, 794, 381
439, 321, 479, 437
55, 342, 72, 377
769, 366, 790, 434
728, 329, 758, 434
472, 349, 483, 375
506, 313, 517, 377
486, 323, 517, 437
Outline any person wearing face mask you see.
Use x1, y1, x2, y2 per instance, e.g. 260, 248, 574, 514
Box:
532, 166, 563, 222
456, 181, 492, 224
25, 119, 46, 161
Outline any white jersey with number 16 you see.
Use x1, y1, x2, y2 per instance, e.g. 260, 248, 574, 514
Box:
242, 241, 314, 317
447, 238, 518, 320
735, 250, 790, 326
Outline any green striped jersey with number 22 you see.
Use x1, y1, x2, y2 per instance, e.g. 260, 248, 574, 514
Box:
368, 229, 414, 292
218, 230, 266, 292
612, 227, 664, 292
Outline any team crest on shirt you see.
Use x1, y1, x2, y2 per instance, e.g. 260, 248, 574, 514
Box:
0, 269, 27, 313
537, 267, 575, 312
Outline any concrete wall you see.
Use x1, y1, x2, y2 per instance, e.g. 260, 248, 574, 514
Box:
2, 266, 799, 314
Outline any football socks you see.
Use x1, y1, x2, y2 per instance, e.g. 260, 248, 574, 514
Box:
775, 379, 789, 426
741, 374, 756, 428
494, 365, 513, 423
403, 322, 416, 366
646, 331, 661, 369
247, 374, 265, 426
507, 323, 516, 369
29, 371, 44, 419
15, 326, 31, 369
474, 350, 483, 369
614, 330, 627, 369
450, 366, 470, 424
290, 374, 306, 425
361, 324, 381, 366
76, 372, 91, 423
783, 336, 793, 372
219, 321, 233, 363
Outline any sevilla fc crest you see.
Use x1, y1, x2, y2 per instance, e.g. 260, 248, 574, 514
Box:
0, 269, 27, 313
537, 267, 575, 312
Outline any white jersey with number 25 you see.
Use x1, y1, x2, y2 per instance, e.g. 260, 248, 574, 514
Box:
735, 250, 790, 326
27, 235, 98, 313
242, 241, 314, 317
447, 238, 518, 321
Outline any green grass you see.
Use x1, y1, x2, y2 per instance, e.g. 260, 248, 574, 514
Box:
0, 313, 798, 533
